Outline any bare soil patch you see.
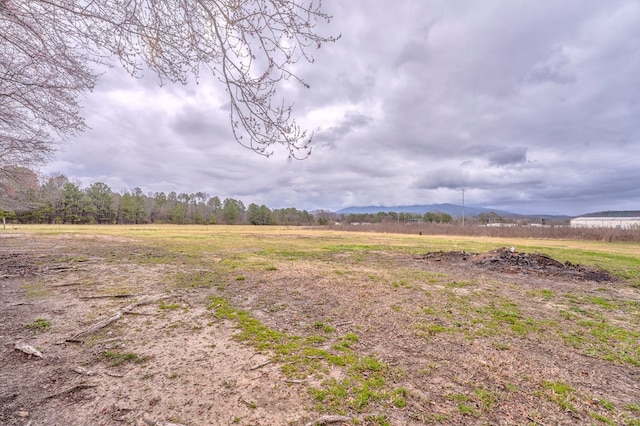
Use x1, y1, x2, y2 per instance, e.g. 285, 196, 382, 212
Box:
1, 235, 309, 426
1, 233, 639, 425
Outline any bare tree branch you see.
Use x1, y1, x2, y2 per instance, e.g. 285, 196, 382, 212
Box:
0, 0, 338, 180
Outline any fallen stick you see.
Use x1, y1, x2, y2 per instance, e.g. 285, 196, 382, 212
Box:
66, 296, 164, 342
14, 343, 44, 359
79, 294, 136, 300
123, 311, 156, 316
73, 366, 96, 376
526, 417, 549, 426
249, 360, 272, 371
47, 265, 74, 271
142, 417, 187, 426
304, 415, 352, 426
42, 383, 98, 401
94, 337, 121, 344
51, 282, 84, 287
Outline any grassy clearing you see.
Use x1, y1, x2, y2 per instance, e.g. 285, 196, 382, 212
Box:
25, 318, 51, 332
12, 224, 640, 276
11, 225, 640, 423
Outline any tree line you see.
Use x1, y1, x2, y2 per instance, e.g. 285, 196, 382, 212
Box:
0, 169, 321, 226
0, 167, 458, 227
342, 211, 453, 224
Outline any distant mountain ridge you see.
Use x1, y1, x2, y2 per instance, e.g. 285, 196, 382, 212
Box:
335, 203, 513, 217
579, 210, 640, 217
335, 204, 640, 220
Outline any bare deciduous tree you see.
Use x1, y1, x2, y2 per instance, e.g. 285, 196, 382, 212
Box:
0, 165, 39, 217
1, 0, 97, 171
0, 0, 337, 178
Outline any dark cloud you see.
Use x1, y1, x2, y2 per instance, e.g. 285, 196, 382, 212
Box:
314, 112, 373, 148
487, 147, 528, 166
43, 0, 640, 215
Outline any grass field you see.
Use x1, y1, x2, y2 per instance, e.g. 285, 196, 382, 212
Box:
2, 224, 639, 425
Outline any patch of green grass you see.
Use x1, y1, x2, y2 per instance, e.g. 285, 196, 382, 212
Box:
596, 398, 615, 413
492, 341, 510, 350
505, 383, 519, 393
475, 388, 498, 410
159, 301, 182, 310
446, 280, 475, 288
365, 414, 390, 426
208, 295, 404, 414
392, 387, 409, 408
25, 318, 51, 332
421, 306, 437, 315
21, 280, 51, 298
586, 296, 615, 309
415, 322, 456, 338
333, 332, 360, 351
352, 356, 384, 374
458, 403, 479, 416
446, 392, 474, 402
310, 375, 390, 414
538, 289, 556, 298
570, 305, 589, 315
173, 270, 221, 289
267, 304, 287, 313
542, 380, 576, 411
209, 296, 290, 352
588, 411, 615, 425
392, 279, 411, 288
312, 321, 335, 333
474, 300, 540, 336
98, 350, 146, 367
259, 247, 324, 261
343, 332, 359, 342
559, 316, 640, 366
325, 244, 385, 253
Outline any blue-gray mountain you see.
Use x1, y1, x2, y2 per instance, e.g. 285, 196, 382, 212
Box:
335, 204, 571, 220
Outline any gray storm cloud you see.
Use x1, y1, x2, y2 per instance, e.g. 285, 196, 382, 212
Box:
43, 0, 640, 215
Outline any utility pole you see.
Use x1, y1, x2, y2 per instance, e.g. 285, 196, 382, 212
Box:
461, 188, 465, 226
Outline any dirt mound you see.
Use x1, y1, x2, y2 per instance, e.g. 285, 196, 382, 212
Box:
421, 247, 617, 282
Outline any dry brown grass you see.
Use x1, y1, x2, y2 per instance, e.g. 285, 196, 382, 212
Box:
334, 222, 640, 242
1, 228, 639, 425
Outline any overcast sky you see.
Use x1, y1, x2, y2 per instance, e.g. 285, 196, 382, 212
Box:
43, 1, 640, 215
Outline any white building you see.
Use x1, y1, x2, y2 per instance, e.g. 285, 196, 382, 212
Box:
570, 217, 640, 229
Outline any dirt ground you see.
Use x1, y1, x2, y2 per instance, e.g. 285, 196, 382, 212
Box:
1, 233, 639, 425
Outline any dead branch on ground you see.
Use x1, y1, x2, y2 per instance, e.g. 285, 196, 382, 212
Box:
249, 360, 272, 370
66, 296, 165, 342
51, 282, 84, 287
304, 415, 352, 426
14, 342, 44, 358
79, 294, 136, 300
42, 383, 98, 401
